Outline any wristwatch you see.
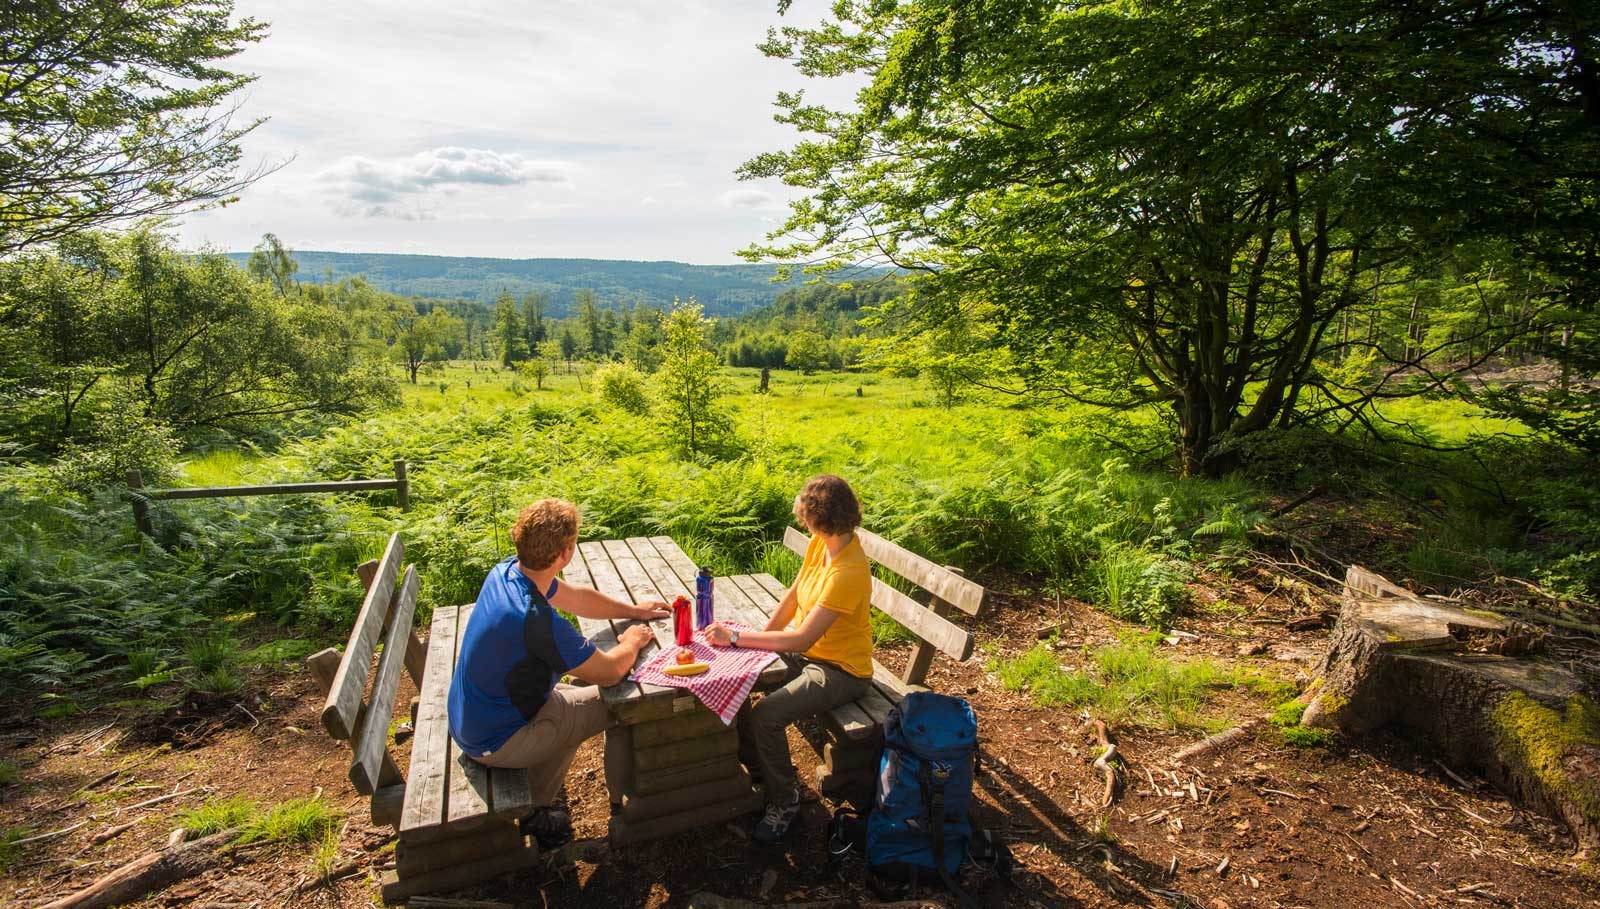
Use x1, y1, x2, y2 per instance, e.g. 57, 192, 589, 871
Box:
730, 629, 741, 648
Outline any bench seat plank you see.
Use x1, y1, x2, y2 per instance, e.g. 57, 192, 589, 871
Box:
323, 533, 404, 739
349, 565, 420, 794
401, 604, 460, 835
446, 603, 493, 828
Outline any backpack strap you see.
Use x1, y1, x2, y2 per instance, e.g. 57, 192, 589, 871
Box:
921, 763, 978, 909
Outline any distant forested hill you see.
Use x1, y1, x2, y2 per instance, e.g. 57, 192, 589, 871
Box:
222, 250, 801, 316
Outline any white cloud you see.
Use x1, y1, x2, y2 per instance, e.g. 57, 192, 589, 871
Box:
719, 188, 780, 209
317, 147, 569, 217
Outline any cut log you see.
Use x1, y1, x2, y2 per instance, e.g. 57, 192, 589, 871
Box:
1305, 565, 1599, 856
36, 829, 235, 909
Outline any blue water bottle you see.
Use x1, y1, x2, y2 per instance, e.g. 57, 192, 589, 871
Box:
695, 567, 714, 629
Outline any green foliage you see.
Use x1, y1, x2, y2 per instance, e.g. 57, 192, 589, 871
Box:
0, 760, 17, 786
743, 1, 1593, 472
0, 229, 396, 453
653, 301, 736, 459
784, 330, 829, 374
0, 826, 24, 873
989, 636, 1290, 730
179, 796, 260, 837
242, 796, 341, 846
593, 363, 651, 415
240, 638, 321, 668
180, 794, 341, 847
1091, 545, 1190, 628
229, 251, 804, 314
0, 0, 268, 255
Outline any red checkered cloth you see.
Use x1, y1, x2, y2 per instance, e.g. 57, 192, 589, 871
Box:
631, 624, 779, 725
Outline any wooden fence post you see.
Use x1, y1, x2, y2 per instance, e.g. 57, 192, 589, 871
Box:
394, 459, 409, 512
127, 469, 153, 537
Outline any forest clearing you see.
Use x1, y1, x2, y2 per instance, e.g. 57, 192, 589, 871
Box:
4, 1, 1600, 907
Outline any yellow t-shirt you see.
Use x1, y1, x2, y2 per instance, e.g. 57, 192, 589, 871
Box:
790, 532, 874, 679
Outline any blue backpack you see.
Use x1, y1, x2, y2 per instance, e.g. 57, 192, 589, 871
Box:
826, 691, 1012, 904
866, 691, 978, 882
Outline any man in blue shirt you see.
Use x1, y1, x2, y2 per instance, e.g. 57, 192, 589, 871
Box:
447, 499, 666, 847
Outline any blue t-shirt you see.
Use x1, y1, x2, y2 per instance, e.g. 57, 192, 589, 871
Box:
447, 556, 597, 757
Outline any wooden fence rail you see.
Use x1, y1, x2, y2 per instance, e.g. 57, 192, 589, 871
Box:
127, 459, 409, 536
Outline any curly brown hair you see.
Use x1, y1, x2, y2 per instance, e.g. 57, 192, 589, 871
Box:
512, 499, 580, 570
793, 474, 862, 536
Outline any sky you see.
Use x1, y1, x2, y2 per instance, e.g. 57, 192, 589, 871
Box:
173, 1, 858, 264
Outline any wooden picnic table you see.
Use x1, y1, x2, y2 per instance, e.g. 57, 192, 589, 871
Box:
560, 536, 794, 843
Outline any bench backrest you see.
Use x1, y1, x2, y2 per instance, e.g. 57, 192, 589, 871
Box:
311, 532, 422, 800
781, 526, 985, 687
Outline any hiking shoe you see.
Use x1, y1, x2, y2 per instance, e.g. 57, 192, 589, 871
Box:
752, 792, 800, 845
520, 806, 573, 850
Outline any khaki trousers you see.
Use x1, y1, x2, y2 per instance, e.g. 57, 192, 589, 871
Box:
474, 683, 632, 806
738, 657, 870, 806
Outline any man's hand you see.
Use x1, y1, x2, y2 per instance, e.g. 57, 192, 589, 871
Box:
704, 622, 734, 647
620, 623, 655, 651
632, 600, 670, 621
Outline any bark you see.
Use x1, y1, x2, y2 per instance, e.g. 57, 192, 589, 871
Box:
37, 829, 235, 909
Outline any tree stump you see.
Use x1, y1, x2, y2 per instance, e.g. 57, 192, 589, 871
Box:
1304, 566, 1600, 858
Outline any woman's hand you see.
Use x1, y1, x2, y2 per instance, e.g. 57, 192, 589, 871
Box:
703, 622, 735, 647
632, 600, 670, 621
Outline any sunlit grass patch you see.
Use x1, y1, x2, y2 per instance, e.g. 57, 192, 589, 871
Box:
988, 636, 1292, 730
243, 796, 341, 846
179, 795, 260, 837
179, 795, 341, 846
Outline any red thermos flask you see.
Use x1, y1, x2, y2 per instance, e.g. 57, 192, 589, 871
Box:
671, 595, 692, 646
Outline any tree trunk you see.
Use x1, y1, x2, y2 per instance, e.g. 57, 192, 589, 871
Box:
37, 829, 236, 909
1304, 567, 1599, 857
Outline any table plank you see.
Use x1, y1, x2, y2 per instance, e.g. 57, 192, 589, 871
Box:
649, 535, 702, 589
602, 539, 676, 652
626, 537, 693, 602
446, 603, 493, 827
581, 541, 674, 703
400, 604, 459, 835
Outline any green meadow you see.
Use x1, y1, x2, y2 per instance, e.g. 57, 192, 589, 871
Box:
2, 360, 1589, 701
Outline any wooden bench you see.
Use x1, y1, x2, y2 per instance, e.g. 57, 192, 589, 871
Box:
305, 533, 540, 902
770, 525, 986, 806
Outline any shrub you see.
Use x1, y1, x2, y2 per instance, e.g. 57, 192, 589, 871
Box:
1091, 544, 1190, 627
594, 363, 650, 415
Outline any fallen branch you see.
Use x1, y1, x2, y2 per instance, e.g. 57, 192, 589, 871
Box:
15, 821, 88, 846
1091, 720, 1122, 808
113, 787, 201, 815
89, 820, 141, 846
1171, 722, 1259, 765
35, 829, 237, 909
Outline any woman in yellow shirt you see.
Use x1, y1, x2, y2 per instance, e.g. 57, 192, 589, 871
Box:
705, 474, 873, 844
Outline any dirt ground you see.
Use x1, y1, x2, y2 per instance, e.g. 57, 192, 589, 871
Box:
3, 571, 1598, 909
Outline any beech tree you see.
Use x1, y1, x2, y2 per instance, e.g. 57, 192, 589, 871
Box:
0, 0, 273, 255
743, 0, 1596, 473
